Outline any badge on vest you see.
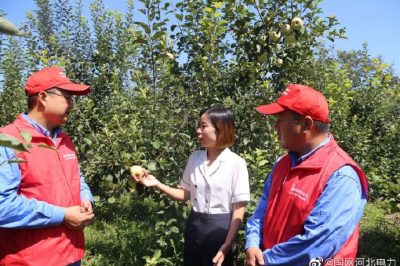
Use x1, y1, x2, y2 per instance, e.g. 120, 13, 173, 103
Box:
289, 186, 309, 201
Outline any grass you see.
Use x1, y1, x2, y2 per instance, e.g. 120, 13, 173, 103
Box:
358, 201, 400, 260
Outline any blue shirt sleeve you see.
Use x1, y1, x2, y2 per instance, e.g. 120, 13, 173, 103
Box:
263, 165, 367, 266
245, 172, 272, 249
0, 147, 65, 228
79, 169, 93, 203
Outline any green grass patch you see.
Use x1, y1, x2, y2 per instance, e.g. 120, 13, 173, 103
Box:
358, 201, 400, 260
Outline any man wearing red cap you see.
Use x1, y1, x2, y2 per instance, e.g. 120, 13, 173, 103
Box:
245, 84, 368, 266
0, 67, 95, 266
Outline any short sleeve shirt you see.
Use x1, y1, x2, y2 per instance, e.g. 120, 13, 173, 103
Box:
179, 148, 250, 214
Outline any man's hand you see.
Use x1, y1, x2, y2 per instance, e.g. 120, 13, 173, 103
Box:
80, 199, 93, 214
63, 205, 95, 230
245, 247, 265, 266
79, 199, 94, 226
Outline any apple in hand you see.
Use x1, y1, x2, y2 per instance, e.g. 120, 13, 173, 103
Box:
130, 165, 145, 180
291, 17, 304, 31
280, 23, 292, 36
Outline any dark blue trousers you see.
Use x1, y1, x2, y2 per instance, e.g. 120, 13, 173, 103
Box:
184, 210, 233, 266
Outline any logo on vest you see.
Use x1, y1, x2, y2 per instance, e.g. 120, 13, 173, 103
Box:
309, 257, 323, 266
63, 153, 77, 160
289, 186, 309, 201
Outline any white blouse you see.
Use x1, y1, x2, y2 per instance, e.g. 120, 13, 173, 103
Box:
179, 148, 250, 214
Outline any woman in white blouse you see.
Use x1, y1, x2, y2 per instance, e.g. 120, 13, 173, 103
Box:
132, 107, 250, 266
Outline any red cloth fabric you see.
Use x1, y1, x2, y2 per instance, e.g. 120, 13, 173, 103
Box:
262, 137, 368, 259
0, 114, 84, 266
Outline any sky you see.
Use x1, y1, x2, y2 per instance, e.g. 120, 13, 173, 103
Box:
1, 0, 399, 74
321, 0, 400, 74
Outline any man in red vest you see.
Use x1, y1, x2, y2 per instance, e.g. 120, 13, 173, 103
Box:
0, 67, 95, 266
245, 84, 368, 266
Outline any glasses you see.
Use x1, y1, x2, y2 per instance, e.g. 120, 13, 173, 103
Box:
46, 91, 74, 102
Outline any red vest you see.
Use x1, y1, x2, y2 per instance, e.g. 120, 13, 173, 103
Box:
262, 137, 368, 260
0, 115, 84, 266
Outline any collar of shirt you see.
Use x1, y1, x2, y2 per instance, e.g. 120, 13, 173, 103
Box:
288, 135, 331, 168
22, 113, 62, 144
207, 147, 231, 162
200, 147, 231, 178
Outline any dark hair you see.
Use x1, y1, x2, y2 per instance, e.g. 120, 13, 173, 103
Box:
200, 107, 235, 148
290, 110, 330, 133
27, 95, 38, 111
314, 120, 330, 133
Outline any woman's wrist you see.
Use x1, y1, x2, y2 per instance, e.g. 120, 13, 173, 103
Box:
154, 180, 162, 189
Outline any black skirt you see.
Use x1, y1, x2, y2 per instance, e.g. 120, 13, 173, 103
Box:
184, 210, 233, 266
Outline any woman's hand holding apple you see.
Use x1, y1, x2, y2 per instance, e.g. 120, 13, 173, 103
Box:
130, 165, 160, 187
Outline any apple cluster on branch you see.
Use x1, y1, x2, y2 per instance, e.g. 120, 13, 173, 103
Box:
268, 17, 304, 67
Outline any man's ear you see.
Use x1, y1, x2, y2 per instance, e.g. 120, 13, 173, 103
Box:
36, 91, 48, 108
302, 116, 314, 133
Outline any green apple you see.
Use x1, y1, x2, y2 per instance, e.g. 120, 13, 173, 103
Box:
275, 58, 283, 67
291, 17, 304, 31
285, 32, 297, 44
280, 23, 292, 36
166, 52, 175, 60
268, 31, 281, 43
130, 165, 144, 179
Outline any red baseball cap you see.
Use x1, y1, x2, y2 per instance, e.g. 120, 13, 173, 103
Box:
256, 84, 330, 123
25, 67, 91, 96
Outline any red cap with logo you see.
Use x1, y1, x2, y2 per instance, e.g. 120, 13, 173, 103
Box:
256, 84, 330, 123
25, 67, 91, 96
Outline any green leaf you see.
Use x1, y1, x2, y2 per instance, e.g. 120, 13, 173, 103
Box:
153, 249, 161, 259
147, 161, 157, 171
84, 138, 93, 145
175, 14, 183, 21
0, 133, 29, 152
93, 196, 100, 203
134, 21, 151, 34
8, 158, 27, 164
152, 140, 161, 149
213, 12, 221, 18
213, 2, 223, 8
20, 131, 32, 144
153, 31, 166, 40
134, 36, 147, 44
